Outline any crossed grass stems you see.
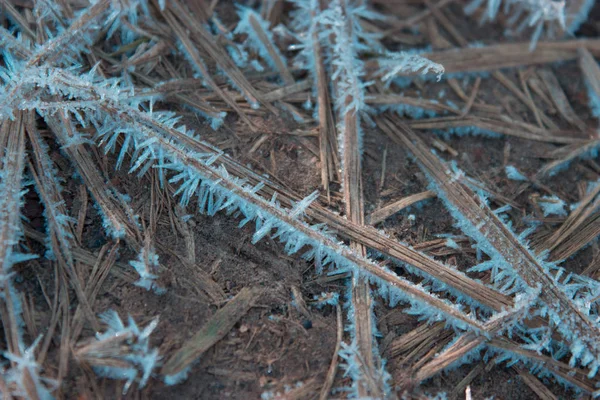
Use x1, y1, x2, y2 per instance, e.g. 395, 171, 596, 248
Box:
0, 0, 599, 398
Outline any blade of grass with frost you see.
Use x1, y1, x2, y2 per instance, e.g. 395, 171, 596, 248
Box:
129, 235, 165, 294
0, 112, 53, 400
380, 115, 600, 377
3, 335, 57, 400
319, 1, 389, 396
233, 6, 294, 85
0, 52, 489, 337
0, 55, 512, 318
289, 0, 339, 193
578, 47, 600, 119
378, 52, 444, 84
74, 310, 160, 394
27, 0, 114, 67
26, 114, 76, 264
566, 0, 595, 33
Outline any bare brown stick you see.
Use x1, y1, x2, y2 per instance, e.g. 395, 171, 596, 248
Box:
161, 287, 263, 378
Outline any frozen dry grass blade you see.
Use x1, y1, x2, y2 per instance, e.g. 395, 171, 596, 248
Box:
378, 114, 600, 377
156, 126, 513, 312
74, 310, 160, 394
368, 38, 600, 75
319, 0, 389, 396
165, 0, 277, 115
407, 116, 583, 144
0, 111, 54, 399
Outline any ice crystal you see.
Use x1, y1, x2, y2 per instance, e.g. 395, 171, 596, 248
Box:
76, 310, 160, 394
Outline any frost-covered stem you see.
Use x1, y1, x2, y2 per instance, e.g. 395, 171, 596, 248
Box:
25, 114, 76, 270
0, 112, 46, 400
328, 0, 386, 396
236, 7, 295, 85
26, 0, 111, 67
383, 115, 600, 375
0, 113, 27, 353
45, 111, 140, 242
89, 101, 485, 332
310, 0, 337, 193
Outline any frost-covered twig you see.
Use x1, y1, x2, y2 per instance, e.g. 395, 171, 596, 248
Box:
319, 0, 389, 396
0, 112, 54, 399
74, 310, 160, 394
234, 6, 295, 85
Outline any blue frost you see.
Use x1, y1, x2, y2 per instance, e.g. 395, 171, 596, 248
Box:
505, 165, 528, 181
538, 195, 567, 217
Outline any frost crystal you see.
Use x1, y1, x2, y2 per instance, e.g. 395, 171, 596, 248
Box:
75, 310, 160, 394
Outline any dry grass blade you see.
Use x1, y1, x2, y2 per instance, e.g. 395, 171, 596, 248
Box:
261, 80, 312, 102
70, 243, 119, 342
537, 68, 587, 132
550, 212, 600, 262
161, 287, 263, 379
407, 116, 583, 144
515, 368, 558, 400
319, 304, 343, 400
368, 191, 436, 225
24, 226, 136, 283
543, 178, 600, 253
310, 0, 339, 196
537, 139, 600, 177
366, 94, 460, 115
